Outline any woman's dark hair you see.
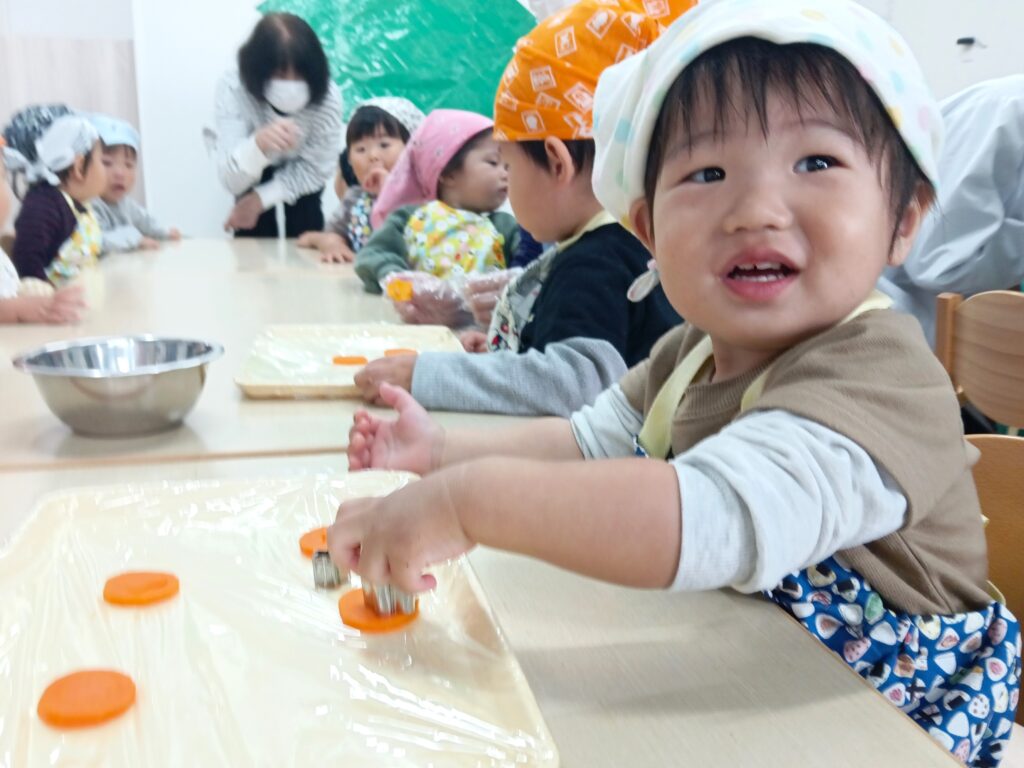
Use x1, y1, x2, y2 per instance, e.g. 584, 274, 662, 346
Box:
238, 13, 330, 107
345, 106, 410, 148
518, 139, 595, 175
439, 129, 494, 185
338, 149, 358, 187
644, 38, 933, 248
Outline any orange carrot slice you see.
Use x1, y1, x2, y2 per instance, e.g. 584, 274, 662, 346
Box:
38, 670, 136, 728
386, 279, 413, 302
299, 527, 328, 557
384, 348, 418, 357
338, 588, 419, 633
332, 355, 368, 366
103, 572, 179, 606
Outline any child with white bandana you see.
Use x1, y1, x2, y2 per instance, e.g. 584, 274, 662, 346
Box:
326, 2, 1020, 763
9, 115, 106, 286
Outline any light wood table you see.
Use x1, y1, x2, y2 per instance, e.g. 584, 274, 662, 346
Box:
0, 455, 957, 767
0, 239, 518, 470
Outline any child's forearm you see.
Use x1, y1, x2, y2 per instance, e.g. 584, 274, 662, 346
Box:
440, 418, 583, 467
454, 455, 682, 588
0, 297, 22, 323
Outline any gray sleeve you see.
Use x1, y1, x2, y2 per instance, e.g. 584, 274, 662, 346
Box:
93, 199, 142, 252
123, 199, 169, 240
410, 336, 628, 416
101, 226, 143, 252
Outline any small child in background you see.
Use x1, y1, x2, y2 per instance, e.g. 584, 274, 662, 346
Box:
298, 97, 424, 263
10, 115, 105, 285
89, 114, 180, 253
0, 138, 84, 323
330, 1, 1019, 764
354, 0, 683, 415
354, 109, 518, 301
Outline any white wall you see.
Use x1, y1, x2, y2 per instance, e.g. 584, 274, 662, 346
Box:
856, 0, 1024, 98
130, 0, 263, 238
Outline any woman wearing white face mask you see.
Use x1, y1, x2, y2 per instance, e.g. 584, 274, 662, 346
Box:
213, 13, 342, 237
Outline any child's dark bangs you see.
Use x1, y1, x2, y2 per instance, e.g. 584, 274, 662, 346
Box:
644, 38, 922, 222
346, 107, 409, 147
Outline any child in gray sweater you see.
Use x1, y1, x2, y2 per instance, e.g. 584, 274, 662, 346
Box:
89, 114, 180, 253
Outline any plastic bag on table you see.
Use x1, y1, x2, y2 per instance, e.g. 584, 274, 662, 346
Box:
463, 268, 522, 329
0, 471, 558, 766
381, 271, 474, 328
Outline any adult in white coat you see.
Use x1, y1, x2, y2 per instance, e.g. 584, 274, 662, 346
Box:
879, 75, 1024, 344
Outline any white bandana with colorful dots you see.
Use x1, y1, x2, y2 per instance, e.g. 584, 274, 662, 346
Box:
591, 0, 942, 223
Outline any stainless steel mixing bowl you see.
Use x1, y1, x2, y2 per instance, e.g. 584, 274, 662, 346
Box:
12, 335, 224, 437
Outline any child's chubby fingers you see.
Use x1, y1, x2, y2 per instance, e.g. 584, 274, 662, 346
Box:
387, 556, 437, 594
353, 364, 381, 403
326, 502, 368, 572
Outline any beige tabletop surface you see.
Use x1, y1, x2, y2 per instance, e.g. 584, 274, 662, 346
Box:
0, 239, 518, 471
0, 454, 957, 767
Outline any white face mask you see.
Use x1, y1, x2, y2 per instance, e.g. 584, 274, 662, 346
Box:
264, 79, 310, 114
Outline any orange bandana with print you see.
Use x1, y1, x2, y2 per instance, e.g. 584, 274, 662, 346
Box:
494, 0, 696, 142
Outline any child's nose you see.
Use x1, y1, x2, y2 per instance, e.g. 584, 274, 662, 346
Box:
721, 175, 792, 234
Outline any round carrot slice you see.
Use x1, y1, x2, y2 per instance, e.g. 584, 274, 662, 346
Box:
299, 526, 328, 557
332, 355, 368, 366
103, 572, 179, 606
384, 348, 418, 357
386, 279, 413, 302
338, 588, 419, 633
38, 670, 136, 728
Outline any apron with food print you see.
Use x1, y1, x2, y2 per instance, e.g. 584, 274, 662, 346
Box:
45, 192, 101, 286
633, 293, 1021, 766
403, 200, 505, 280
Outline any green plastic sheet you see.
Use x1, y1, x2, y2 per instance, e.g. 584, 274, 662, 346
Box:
258, 0, 537, 118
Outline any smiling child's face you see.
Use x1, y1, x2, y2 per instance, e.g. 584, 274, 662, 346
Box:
633, 82, 925, 364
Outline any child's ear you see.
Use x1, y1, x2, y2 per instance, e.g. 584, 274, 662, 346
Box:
543, 137, 575, 187
71, 155, 88, 182
887, 182, 932, 267
629, 198, 656, 254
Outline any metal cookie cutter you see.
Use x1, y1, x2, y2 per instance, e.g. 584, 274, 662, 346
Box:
312, 550, 346, 590
361, 580, 418, 617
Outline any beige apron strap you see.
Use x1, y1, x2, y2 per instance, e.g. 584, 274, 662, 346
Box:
637, 335, 713, 458
639, 291, 895, 458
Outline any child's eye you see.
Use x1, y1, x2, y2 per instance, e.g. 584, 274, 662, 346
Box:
685, 167, 725, 184
795, 155, 837, 173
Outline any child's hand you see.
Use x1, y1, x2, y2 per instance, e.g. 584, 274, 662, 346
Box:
347, 383, 443, 475
326, 470, 473, 593
354, 356, 416, 404
458, 330, 489, 353
168, 228, 182, 241
254, 118, 299, 154
18, 285, 85, 324
362, 167, 389, 196
139, 237, 160, 250
315, 233, 355, 263
296, 231, 323, 249
464, 270, 518, 328
224, 192, 263, 232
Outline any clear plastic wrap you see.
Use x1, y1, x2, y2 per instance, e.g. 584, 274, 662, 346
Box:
0, 471, 558, 767
464, 269, 522, 329
381, 272, 476, 329
235, 323, 464, 398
